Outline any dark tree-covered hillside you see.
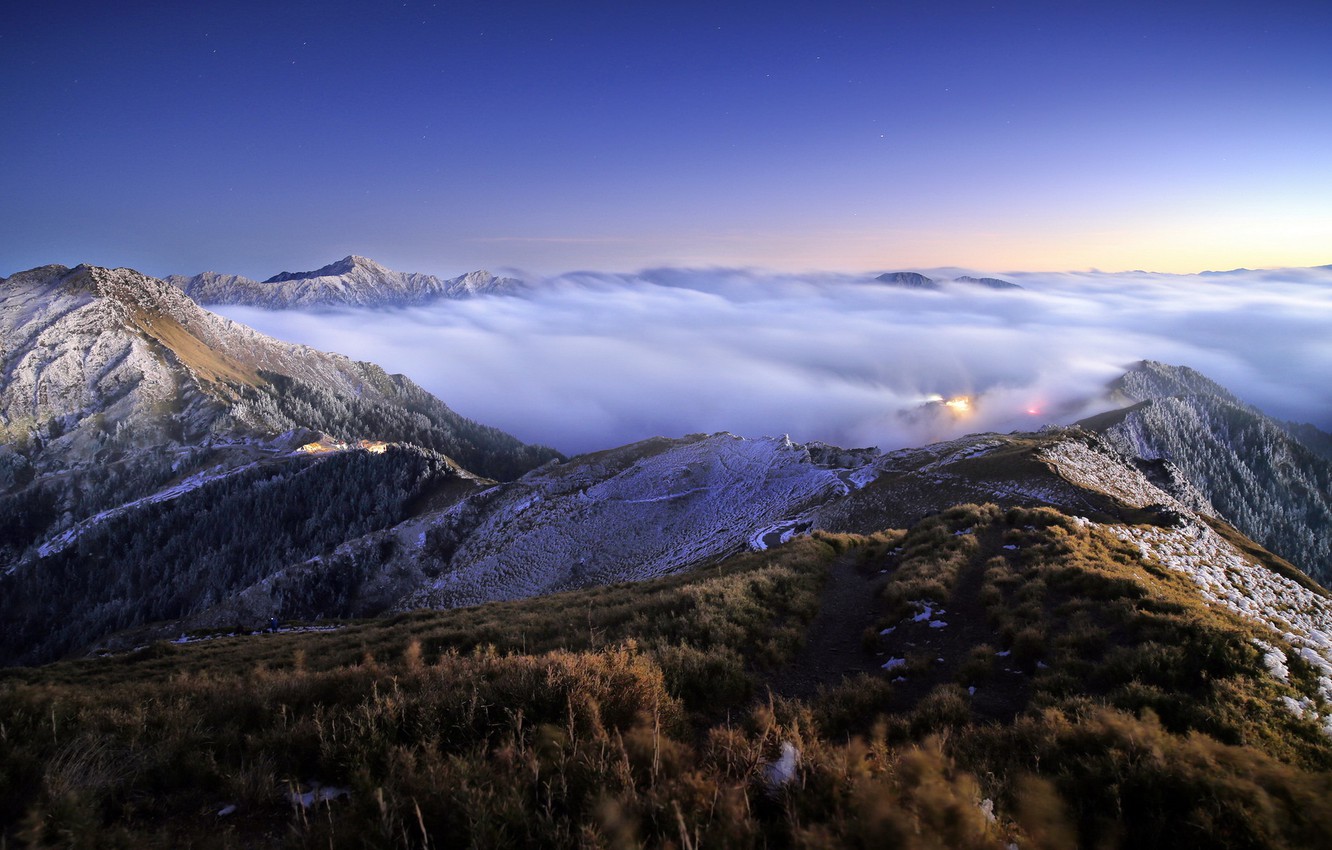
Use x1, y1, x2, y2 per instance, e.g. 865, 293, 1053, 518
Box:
0, 446, 459, 666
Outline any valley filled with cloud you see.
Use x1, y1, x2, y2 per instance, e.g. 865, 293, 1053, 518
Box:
219, 265, 1332, 454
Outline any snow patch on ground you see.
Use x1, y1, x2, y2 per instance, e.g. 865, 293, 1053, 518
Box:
763, 742, 801, 791
1253, 638, 1290, 683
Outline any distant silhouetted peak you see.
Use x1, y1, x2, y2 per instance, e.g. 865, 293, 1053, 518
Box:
874, 271, 938, 289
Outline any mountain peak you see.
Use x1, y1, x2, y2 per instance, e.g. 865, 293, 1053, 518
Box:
874, 271, 939, 289
1111, 360, 1242, 406
264, 254, 389, 283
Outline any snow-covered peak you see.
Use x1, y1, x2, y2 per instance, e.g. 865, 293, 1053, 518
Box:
264, 254, 390, 283
1111, 360, 1243, 406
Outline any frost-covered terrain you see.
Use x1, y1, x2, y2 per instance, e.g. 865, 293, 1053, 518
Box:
0, 263, 553, 620
1086, 361, 1332, 583
166, 255, 522, 308
1034, 433, 1332, 737
1114, 521, 1332, 735
397, 433, 882, 607
0, 263, 475, 452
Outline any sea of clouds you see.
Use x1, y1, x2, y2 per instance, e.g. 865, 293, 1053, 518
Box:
218, 265, 1332, 455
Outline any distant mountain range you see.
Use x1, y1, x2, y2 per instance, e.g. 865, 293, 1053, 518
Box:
874, 271, 1022, 289
166, 255, 1031, 308
165, 255, 524, 308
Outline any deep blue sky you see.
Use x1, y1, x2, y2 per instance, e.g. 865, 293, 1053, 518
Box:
3, 1, 1329, 278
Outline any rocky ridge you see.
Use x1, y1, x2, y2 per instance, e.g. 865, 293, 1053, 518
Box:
1084, 360, 1332, 583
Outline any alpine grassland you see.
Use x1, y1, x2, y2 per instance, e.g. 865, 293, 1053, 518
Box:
3, 507, 1331, 848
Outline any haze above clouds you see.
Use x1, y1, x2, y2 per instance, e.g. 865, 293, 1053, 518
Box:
218, 267, 1332, 455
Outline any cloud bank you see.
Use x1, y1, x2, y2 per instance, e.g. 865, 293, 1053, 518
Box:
217, 266, 1332, 455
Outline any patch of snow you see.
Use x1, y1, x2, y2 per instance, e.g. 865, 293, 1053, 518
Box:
980, 798, 996, 823
847, 466, 882, 488
763, 742, 800, 791
1253, 639, 1290, 683
287, 783, 349, 809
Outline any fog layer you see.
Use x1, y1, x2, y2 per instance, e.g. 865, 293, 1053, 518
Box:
218, 266, 1332, 454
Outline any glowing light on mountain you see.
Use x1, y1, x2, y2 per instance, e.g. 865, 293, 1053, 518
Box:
944, 397, 972, 414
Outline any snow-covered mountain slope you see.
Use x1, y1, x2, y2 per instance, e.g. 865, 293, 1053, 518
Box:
1082, 360, 1332, 583
2, 263, 422, 435
0, 263, 556, 572
0, 263, 551, 472
396, 433, 877, 608
165, 255, 523, 308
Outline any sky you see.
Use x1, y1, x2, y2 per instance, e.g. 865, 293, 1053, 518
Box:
3, 0, 1331, 278
218, 266, 1332, 454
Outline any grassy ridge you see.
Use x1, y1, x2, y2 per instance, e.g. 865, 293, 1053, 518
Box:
3, 509, 1331, 848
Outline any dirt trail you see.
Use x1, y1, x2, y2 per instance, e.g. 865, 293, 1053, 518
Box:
763, 530, 1031, 720
875, 531, 1031, 721
764, 553, 888, 701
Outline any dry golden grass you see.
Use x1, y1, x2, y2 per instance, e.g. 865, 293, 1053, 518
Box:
126, 306, 263, 388
4, 507, 1331, 848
